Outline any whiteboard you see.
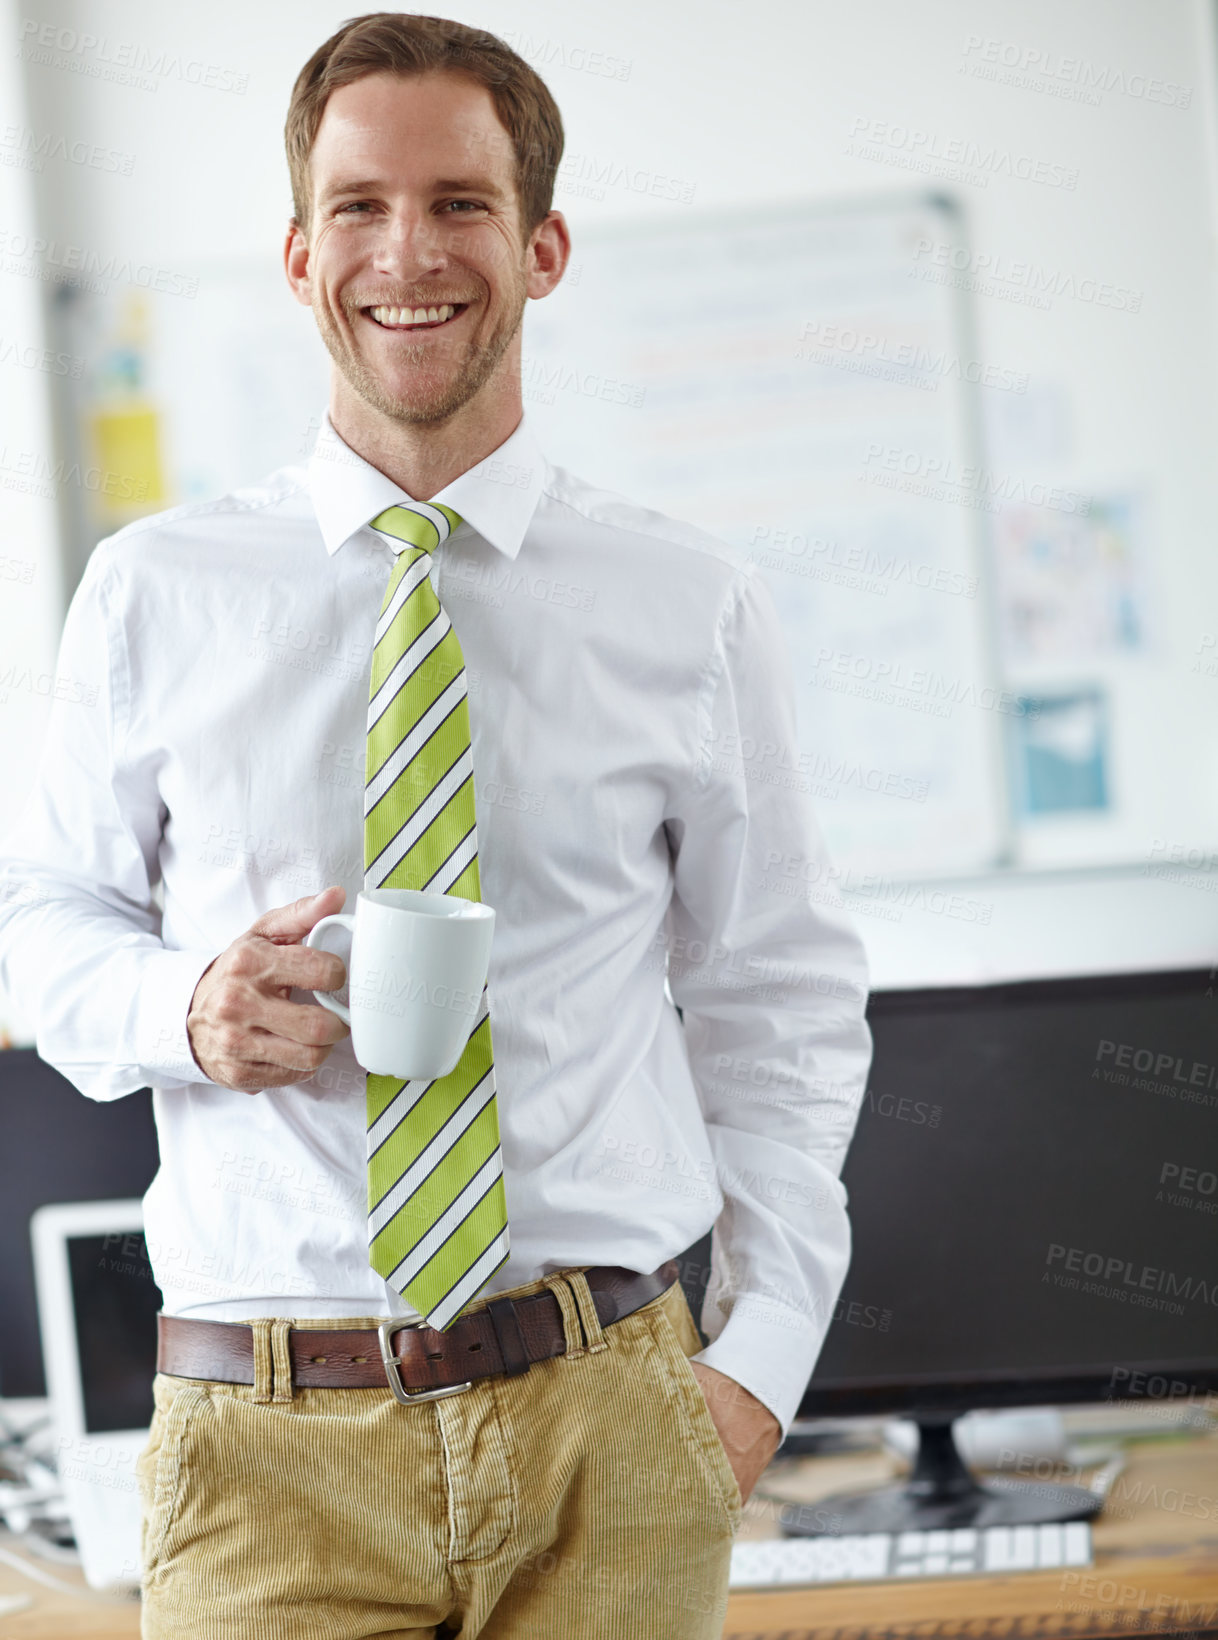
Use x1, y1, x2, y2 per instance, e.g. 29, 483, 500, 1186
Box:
521, 192, 1009, 879
53, 199, 1007, 881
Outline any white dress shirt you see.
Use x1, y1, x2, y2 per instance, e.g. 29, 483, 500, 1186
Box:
0, 408, 871, 1436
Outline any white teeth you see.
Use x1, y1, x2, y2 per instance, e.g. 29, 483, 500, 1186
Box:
370, 303, 457, 327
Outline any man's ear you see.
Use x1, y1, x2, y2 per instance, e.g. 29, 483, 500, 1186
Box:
526, 209, 570, 300
284, 217, 312, 307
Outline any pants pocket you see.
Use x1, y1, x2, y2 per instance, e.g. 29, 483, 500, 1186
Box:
649, 1303, 745, 1533
134, 1375, 212, 1580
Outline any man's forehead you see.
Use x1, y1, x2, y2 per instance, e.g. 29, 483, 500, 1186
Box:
313, 71, 514, 175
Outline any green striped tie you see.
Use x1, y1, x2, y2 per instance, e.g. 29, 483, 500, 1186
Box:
363, 501, 509, 1331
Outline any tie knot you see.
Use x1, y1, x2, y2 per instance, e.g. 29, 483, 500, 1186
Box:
369, 501, 463, 556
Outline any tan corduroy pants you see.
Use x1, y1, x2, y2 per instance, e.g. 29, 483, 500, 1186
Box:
136, 1267, 743, 1638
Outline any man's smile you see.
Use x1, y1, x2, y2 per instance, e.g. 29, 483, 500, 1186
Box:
363, 302, 469, 331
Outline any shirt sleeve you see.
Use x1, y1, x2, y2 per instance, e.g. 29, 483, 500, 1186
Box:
0, 542, 217, 1100
664, 561, 873, 1439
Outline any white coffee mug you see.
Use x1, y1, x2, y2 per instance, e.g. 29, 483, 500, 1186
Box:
304, 889, 495, 1080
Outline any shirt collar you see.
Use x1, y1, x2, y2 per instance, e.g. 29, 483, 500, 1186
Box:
308, 406, 547, 562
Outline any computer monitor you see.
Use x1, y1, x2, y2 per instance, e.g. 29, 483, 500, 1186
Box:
30, 1206, 162, 1435
29, 1200, 161, 1590
0, 1049, 161, 1399
787, 966, 1218, 1534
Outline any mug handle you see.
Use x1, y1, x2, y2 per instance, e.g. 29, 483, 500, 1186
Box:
304, 914, 355, 1025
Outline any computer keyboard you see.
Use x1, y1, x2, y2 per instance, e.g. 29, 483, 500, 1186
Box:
729, 1521, 1092, 1587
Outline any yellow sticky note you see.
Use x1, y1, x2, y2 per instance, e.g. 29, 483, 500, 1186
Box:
90, 406, 166, 509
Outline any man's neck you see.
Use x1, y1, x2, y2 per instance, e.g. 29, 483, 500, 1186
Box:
329, 386, 523, 501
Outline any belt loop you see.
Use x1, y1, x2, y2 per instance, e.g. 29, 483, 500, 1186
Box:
541, 1272, 586, 1358
486, 1296, 531, 1377
270, 1319, 295, 1401
250, 1319, 274, 1402
565, 1269, 607, 1354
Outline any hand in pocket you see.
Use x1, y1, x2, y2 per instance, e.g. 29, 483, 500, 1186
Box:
687, 1359, 781, 1505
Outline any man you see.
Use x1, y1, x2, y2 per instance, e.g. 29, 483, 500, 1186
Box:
0, 13, 871, 1638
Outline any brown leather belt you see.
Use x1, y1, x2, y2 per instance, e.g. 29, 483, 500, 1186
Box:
156, 1262, 679, 1404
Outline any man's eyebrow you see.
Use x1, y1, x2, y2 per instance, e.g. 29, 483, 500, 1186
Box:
432, 176, 506, 195
317, 178, 383, 205
321, 176, 383, 198
319, 174, 507, 204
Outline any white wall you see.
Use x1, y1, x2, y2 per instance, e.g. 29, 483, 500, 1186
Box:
4, 0, 1218, 1018
0, 0, 66, 851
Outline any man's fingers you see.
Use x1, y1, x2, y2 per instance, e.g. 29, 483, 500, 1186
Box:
209, 1024, 342, 1086
234, 1057, 321, 1094
246, 995, 350, 1048
248, 885, 346, 946
186, 887, 353, 1092
244, 939, 348, 995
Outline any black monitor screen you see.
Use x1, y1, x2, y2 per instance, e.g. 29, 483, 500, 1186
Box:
67, 1231, 161, 1433
0, 1053, 160, 1400
804, 968, 1218, 1413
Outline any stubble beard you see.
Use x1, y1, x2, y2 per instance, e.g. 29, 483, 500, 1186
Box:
317, 277, 527, 428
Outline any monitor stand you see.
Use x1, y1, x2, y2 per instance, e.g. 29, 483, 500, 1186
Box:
779, 1414, 1103, 1535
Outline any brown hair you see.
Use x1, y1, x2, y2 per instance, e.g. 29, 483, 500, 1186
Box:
285, 13, 564, 240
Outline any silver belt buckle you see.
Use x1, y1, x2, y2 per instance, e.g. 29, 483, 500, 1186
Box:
377, 1319, 473, 1405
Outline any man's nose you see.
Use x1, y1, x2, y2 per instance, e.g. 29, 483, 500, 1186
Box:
370, 210, 448, 279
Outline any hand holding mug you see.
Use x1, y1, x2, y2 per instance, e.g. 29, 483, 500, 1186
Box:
305, 888, 495, 1080
186, 887, 352, 1093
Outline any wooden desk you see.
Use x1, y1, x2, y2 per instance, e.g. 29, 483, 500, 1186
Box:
726, 1431, 1218, 1639
1, 1432, 1214, 1637
0, 1547, 139, 1638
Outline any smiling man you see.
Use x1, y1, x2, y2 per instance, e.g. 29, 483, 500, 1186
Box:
0, 12, 871, 1639
299, 66, 542, 465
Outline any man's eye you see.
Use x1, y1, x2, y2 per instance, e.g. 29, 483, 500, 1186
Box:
444, 200, 485, 213
338, 202, 372, 215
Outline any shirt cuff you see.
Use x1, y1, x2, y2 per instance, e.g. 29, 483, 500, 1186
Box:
691, 1297, 823, 1442
133, 947, 219, 1086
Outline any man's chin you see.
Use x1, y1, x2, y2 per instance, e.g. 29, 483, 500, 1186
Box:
375, 390, 474, 426
322, 318, 514, 428
344, 365, 476, 427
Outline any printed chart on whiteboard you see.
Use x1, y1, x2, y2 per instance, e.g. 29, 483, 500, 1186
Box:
522, 192, 1008, 879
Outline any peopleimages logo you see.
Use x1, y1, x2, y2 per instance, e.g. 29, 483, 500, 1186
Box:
959, 34, 1192, 109
808, 648, 1037, 719
1095, 1037, 1218, 1091
860, 442, 1093, 513
795, 320, 1029, 394
17, 20, 249, 94
0, 228, 198, 298
846, 114, 1079, 190
0, 123, 136, 175
1045, 1243, 1218, 1309
910, 238, 1143, 314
